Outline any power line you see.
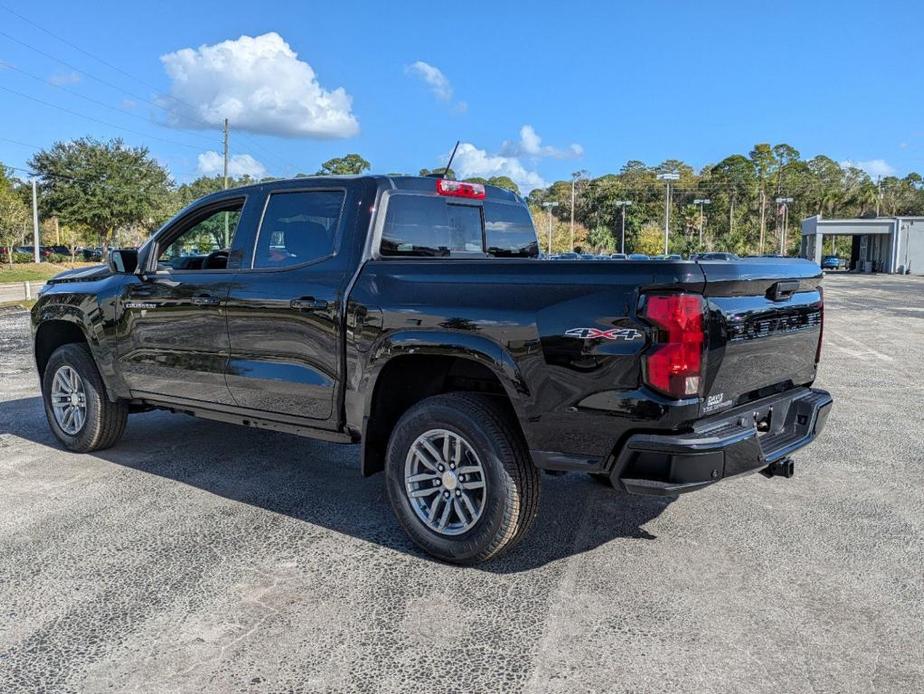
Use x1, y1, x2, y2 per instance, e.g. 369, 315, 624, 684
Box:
0, 14, 300, 173
1, 62, 222, 148
0, 84, 209, 152
0, 135, 44, 150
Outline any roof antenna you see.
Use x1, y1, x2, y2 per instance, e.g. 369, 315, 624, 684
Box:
441, 140, 460, 179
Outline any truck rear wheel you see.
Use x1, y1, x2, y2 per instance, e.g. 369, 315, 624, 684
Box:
41, 343, 128, 453
385, 393, 540, 565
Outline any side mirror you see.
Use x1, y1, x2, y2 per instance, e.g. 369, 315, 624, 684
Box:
108, 248, 139, 274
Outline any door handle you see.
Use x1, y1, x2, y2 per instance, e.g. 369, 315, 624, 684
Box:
191, 294, 221, 306
290, 297, 329, 311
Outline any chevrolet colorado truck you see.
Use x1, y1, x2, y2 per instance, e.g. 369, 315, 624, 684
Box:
31, 176, 832, 564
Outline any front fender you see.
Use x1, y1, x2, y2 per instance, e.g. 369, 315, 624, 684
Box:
31, 289, 127, 401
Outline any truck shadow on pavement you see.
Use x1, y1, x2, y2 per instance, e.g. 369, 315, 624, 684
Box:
0, 396, 674, 573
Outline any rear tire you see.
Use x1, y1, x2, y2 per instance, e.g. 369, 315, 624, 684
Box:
42, 343, 128, 452
385, 393, 540, 565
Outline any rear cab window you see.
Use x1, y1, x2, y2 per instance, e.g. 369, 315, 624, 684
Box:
380, 192, 538, 258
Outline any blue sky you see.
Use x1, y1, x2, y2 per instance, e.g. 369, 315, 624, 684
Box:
1, 0, 922, 192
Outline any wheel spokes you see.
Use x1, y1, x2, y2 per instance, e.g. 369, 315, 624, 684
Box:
409, 486, 440, 498
405, 428, 487, 536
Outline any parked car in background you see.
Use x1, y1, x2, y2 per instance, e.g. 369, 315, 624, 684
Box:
692, 252, 740, 261
17, 246, 54, 259
609, 253, 627, 260
627, 253, 650, 260
821, 256, 847, 270
81, 247, 103, 262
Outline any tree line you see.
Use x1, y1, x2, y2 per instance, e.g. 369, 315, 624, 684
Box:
2, 137, 922, 262
527, 145, 924, 256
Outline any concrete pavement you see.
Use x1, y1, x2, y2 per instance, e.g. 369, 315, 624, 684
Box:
0, 273, 922, 693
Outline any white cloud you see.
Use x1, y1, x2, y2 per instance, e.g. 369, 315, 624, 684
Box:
406, 60, 453, 101
501, 125, 583, 160
197, 151, 267, 179
159, 32, 358, 139
48, 71, 81, 86
449, 142, 547, 193
840, 158, 895, 179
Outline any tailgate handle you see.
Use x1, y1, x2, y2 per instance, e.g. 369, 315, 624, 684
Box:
767, 280, 800, 301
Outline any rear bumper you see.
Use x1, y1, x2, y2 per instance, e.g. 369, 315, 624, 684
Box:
610, 387, 832, 495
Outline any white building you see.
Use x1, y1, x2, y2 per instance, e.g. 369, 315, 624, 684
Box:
801, 215, 924, 275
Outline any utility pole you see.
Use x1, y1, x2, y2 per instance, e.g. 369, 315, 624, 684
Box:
657, 172, 679, 254
693, 198, 711, 246
614, 200, 632, 254
876, 176, 882, 217
31, 179, 40, 263
223, 118, 230, 245
542, 201, 559, 256
223, 118, 230, 190
775, 197, 793, 255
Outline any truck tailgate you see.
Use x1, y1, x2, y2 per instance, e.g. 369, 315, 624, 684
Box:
698, 258, 823, 415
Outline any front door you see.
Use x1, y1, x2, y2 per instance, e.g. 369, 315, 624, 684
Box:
224, 186, 349, 423
118, 196, 251, 404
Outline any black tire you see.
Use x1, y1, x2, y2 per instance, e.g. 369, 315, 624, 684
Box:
42, 343, 128, 452
385, 393, 541, 565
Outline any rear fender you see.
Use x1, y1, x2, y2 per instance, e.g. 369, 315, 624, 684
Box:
352, 330, 530, 476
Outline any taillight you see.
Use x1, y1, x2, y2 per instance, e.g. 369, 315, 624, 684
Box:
642, 293, 705, 399
815, 286, 824, 364
436, 178, 486, 199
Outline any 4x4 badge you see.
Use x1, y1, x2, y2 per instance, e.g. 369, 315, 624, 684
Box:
565, 327, 643, 341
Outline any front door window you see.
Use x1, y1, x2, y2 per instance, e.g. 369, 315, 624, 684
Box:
158, 203, 243, 271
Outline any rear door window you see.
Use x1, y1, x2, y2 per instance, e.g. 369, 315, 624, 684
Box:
253, 190, 345, 269
381, 195, 484, 257
484, 202, 539, 257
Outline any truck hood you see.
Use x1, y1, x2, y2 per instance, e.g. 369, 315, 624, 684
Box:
44, 264, 111, 284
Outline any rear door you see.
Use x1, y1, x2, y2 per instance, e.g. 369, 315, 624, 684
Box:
698, 258, 823, 415
224, 184, 352, 424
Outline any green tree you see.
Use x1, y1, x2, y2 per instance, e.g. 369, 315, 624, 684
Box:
486, 176, 520, 194
0, 184, 30, 267
317, 154, 371, 176
634, 222, 663, 255
29, 138, 171, 255
419, 167, 456, 179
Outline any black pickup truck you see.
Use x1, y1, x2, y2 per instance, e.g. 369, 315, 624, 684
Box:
31, 175, 832, 563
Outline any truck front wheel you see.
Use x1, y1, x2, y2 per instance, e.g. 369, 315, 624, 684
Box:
41, 343, 128, 453
385, 393, 540, 565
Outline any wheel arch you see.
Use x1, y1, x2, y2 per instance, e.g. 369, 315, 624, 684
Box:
33, 311, 120, 402
356, 331, 531, 477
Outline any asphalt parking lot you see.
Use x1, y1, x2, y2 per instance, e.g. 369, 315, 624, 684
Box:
1, 272, 922, 693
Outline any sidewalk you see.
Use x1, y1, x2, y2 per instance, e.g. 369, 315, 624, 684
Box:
0, 281, 45, 303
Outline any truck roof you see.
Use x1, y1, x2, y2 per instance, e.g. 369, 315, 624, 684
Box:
200, 175, 523, 204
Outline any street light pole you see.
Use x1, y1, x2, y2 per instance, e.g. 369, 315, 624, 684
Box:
775, 197, 793, 255
614, 200, 632, 254
569, 171, 584, 251
657, 172, 679, 254
692, 198, 711, 246
31, 179, 40, 264
542, 202, 559, 256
